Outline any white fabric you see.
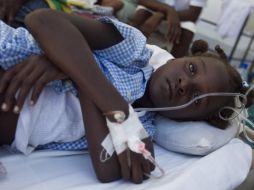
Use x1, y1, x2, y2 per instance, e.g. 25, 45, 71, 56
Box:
180, 21, 196, 33
0, 161, 6, 178
217, 0, 254, 38
159, 0, 207, 11
12, 87, 84, 155
146, 44, 174, 70
104, 105, 149, 155
0, 139, 252, 190
154, 115, 239, 155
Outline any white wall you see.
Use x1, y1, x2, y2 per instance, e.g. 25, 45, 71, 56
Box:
200, 0, 254, 22
200, 0, 222, 22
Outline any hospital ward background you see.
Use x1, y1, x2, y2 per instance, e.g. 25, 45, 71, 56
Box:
1, 0, 254, 189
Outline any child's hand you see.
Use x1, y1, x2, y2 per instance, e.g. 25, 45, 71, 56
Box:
117, 138, 155, 183
165, 7, 181, 44
104, 105, 155, 183
0, 54, 67, 113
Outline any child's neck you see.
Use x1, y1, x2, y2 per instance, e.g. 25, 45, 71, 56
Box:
132, 83, 154, 109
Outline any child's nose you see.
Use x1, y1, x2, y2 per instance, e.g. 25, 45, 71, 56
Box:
178, 76, 190, 96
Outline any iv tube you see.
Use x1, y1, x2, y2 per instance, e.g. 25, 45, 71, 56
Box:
134, 92, 248, 112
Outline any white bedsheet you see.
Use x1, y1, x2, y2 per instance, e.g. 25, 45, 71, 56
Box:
0, 139, 252, 190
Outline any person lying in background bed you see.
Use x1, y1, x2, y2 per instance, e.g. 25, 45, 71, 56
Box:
116, 0, 206, 58
0, 9, 253, 184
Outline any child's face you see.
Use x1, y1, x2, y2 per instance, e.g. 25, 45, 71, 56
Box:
149, 56, 231, 121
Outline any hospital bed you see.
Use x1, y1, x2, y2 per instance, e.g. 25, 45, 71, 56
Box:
0, 138, 252, 190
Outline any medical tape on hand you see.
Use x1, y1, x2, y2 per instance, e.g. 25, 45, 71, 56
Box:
100, 134, 165, 178
101, 105, 165, 178
102, 104, 149, 155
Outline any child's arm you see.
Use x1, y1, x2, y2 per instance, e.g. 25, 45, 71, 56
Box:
25, 9, 129, 118
79, 89, 154, 183
79, 90, 154, 183
25, 9, 153, 183
78, 91, 122, 183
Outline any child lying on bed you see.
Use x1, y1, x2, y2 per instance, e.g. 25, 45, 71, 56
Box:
0, 9, 253, 184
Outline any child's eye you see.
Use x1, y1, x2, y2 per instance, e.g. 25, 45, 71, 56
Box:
188, 63, 196, 76
192, 92, 200, 105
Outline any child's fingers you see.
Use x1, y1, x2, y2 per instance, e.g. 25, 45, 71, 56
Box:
0, 66, 18, 93
14, 81, 33, 113
1, 62, 32, 112
141, 157, 151, 178
118, 150, 130, 180
31, 73, 50, 105
2, 77, 22, 112
15, 68, 44, 112
130, 152, 143, 184
0, 60, 26, 93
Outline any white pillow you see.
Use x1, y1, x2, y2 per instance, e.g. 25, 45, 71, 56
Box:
153, 115, 239, 155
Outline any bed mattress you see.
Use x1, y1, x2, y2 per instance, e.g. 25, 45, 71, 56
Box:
0, 138, 252, 190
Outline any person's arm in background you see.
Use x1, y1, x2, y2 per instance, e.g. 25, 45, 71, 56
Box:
138, 0, 181, 44
171, 6, 203, 58
138, 1, 203, 45
138, 0, 171, 15
99, 0, 123, 13
0, 0, 28, 25
177, 6, 202, 22
24, 9, 153, 183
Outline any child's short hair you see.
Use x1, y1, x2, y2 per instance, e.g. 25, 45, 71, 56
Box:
190, 40, 254, 129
